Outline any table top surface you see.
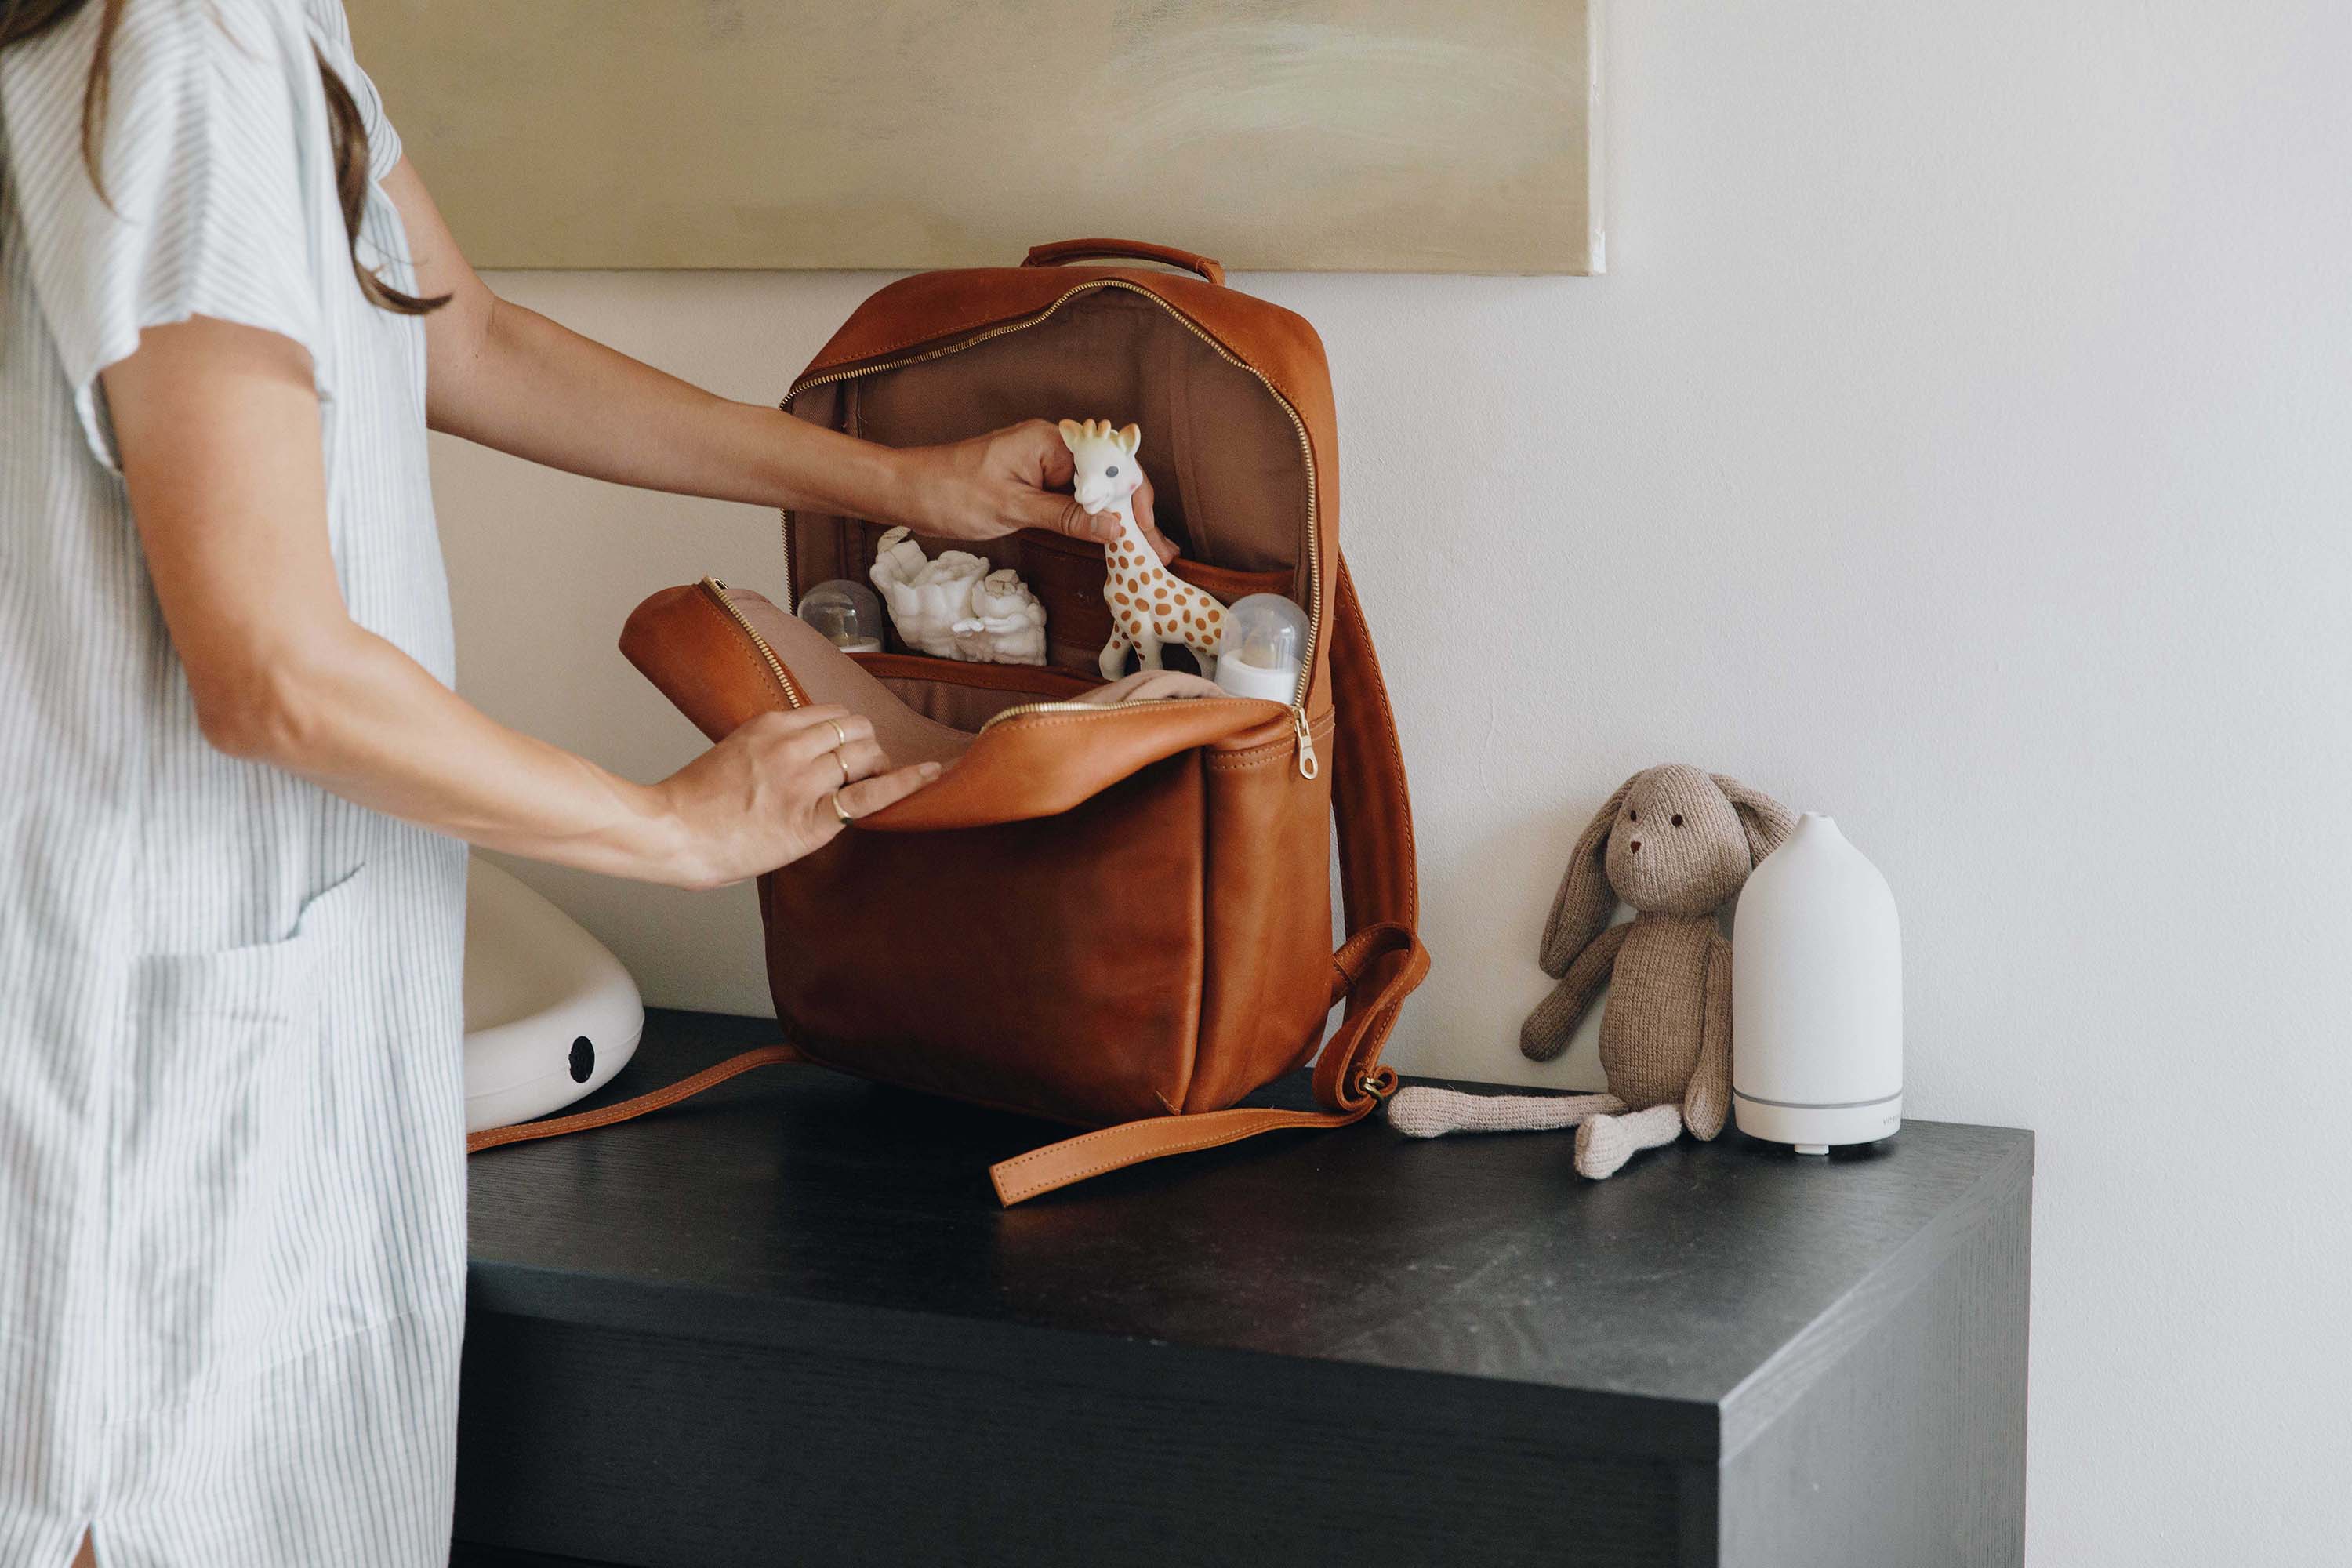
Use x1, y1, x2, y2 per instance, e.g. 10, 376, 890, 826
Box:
466, 1009, 2031, 1440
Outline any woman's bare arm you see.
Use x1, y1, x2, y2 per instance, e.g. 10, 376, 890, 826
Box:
379, 159, 1177, 553
100, 314, 935, 889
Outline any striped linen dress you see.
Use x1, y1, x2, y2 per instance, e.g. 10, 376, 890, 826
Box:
0, 1, 468, 1562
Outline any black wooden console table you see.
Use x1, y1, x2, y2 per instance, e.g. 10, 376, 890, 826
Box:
450, 1009, 2031, 1568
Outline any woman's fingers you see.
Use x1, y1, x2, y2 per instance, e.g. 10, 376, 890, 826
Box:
764, 703, 855, 733
829, 760, 941, 827
913, 421, 1089, 543
772, 707, 876, 764
1014, 418, 1075, 488
1014, 486, 1120, 544
833, 736, 888, 782
1131, 477, 1180, 564
658, 708, 942, 887
765, 703, 866, 742
744, 704, 894, 789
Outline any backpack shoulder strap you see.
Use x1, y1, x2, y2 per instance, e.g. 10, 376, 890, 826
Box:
1312, 553, 1425, 1109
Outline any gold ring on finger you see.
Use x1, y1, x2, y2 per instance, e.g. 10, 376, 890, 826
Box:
824, 717, 848, 750
829, 788, 855, 827
835, 750, 851, 786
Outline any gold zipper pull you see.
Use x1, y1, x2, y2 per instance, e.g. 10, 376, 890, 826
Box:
1292, 706, 1319, 779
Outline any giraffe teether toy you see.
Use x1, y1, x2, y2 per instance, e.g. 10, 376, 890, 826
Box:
1058, 419, 1228, 681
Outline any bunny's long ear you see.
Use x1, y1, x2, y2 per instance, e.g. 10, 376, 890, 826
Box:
1711, 774, 1796, 867
1537, 774, 1637, 978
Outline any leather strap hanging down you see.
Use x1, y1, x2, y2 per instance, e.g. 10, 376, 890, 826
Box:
463, 1043, 802, 1154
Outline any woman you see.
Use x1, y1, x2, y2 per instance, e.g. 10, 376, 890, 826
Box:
0, 1, 1178, 1562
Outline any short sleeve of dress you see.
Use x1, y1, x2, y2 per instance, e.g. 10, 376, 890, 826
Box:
303, 0, 402, 181
1, 0, 331, 471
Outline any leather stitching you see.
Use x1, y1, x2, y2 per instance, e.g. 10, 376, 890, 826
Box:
694, 590, 792, 710
806, 273, 1171, 372
1205, 749, 1290, 771
1207, 713, 1334, 771
805, 274, 1242, 376
806, 309, 1034, 372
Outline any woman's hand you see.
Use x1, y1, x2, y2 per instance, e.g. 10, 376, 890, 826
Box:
380, 168, 1174, 568
895, 419, 1179, 564
649, 706, 939, 891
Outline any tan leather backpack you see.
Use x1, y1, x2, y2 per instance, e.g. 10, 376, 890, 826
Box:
466, 239, 1428, 1204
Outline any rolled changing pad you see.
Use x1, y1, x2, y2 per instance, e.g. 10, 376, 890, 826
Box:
620, 579, 1291, 832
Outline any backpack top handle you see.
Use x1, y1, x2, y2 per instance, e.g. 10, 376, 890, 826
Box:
1022, 237, 1225, 288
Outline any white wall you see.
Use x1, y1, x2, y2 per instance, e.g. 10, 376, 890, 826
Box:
429, 2, 2352, 1561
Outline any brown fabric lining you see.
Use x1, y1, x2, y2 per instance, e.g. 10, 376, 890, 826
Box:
882, 679, 1040, 733
785, 290, 1312, 662
851, 651, 1089, 732
850, 652, 1092, 695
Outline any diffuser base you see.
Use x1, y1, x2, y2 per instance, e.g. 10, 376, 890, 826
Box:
1734, 1091, 1903, 1149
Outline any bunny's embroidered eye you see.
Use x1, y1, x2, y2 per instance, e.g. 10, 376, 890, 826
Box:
1107, 465, 1120, 477
1671, 813, 1683, 827
1627, 810, 1638, 823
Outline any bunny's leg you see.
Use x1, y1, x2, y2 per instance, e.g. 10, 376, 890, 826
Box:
1681, 935, 1735, 1141
1573, 1105, 1686, 1179
1388, 1087, 1625, 1138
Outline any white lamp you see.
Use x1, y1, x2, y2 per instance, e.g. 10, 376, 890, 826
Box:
1731, 813, 1903, 1154
463, 858, 644, 1134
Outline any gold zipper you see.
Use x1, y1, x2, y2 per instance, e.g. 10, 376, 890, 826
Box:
975, 699, 1103, 733
972, 693, 1278, 737
699, 576, 805, 709
778, 278, 1324, 779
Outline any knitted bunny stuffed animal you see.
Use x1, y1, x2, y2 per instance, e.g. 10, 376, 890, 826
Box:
1389, 765, 1794, 1178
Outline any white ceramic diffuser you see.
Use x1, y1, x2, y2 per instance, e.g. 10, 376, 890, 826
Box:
1731, 814, 1902, 1154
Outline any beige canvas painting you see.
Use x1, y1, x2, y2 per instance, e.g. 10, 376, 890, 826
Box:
347, 1, 1601, 274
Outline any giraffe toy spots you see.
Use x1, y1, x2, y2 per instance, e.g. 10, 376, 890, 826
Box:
1058, 419, 1228, 681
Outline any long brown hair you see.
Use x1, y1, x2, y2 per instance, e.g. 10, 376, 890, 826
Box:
2, 0, 446, 314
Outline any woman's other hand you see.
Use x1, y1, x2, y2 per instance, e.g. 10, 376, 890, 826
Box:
897, 419, 1179, 564
650, 706, 938, 890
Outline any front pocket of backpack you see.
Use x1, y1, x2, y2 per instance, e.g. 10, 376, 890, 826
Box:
767, 754, 1208, 1127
